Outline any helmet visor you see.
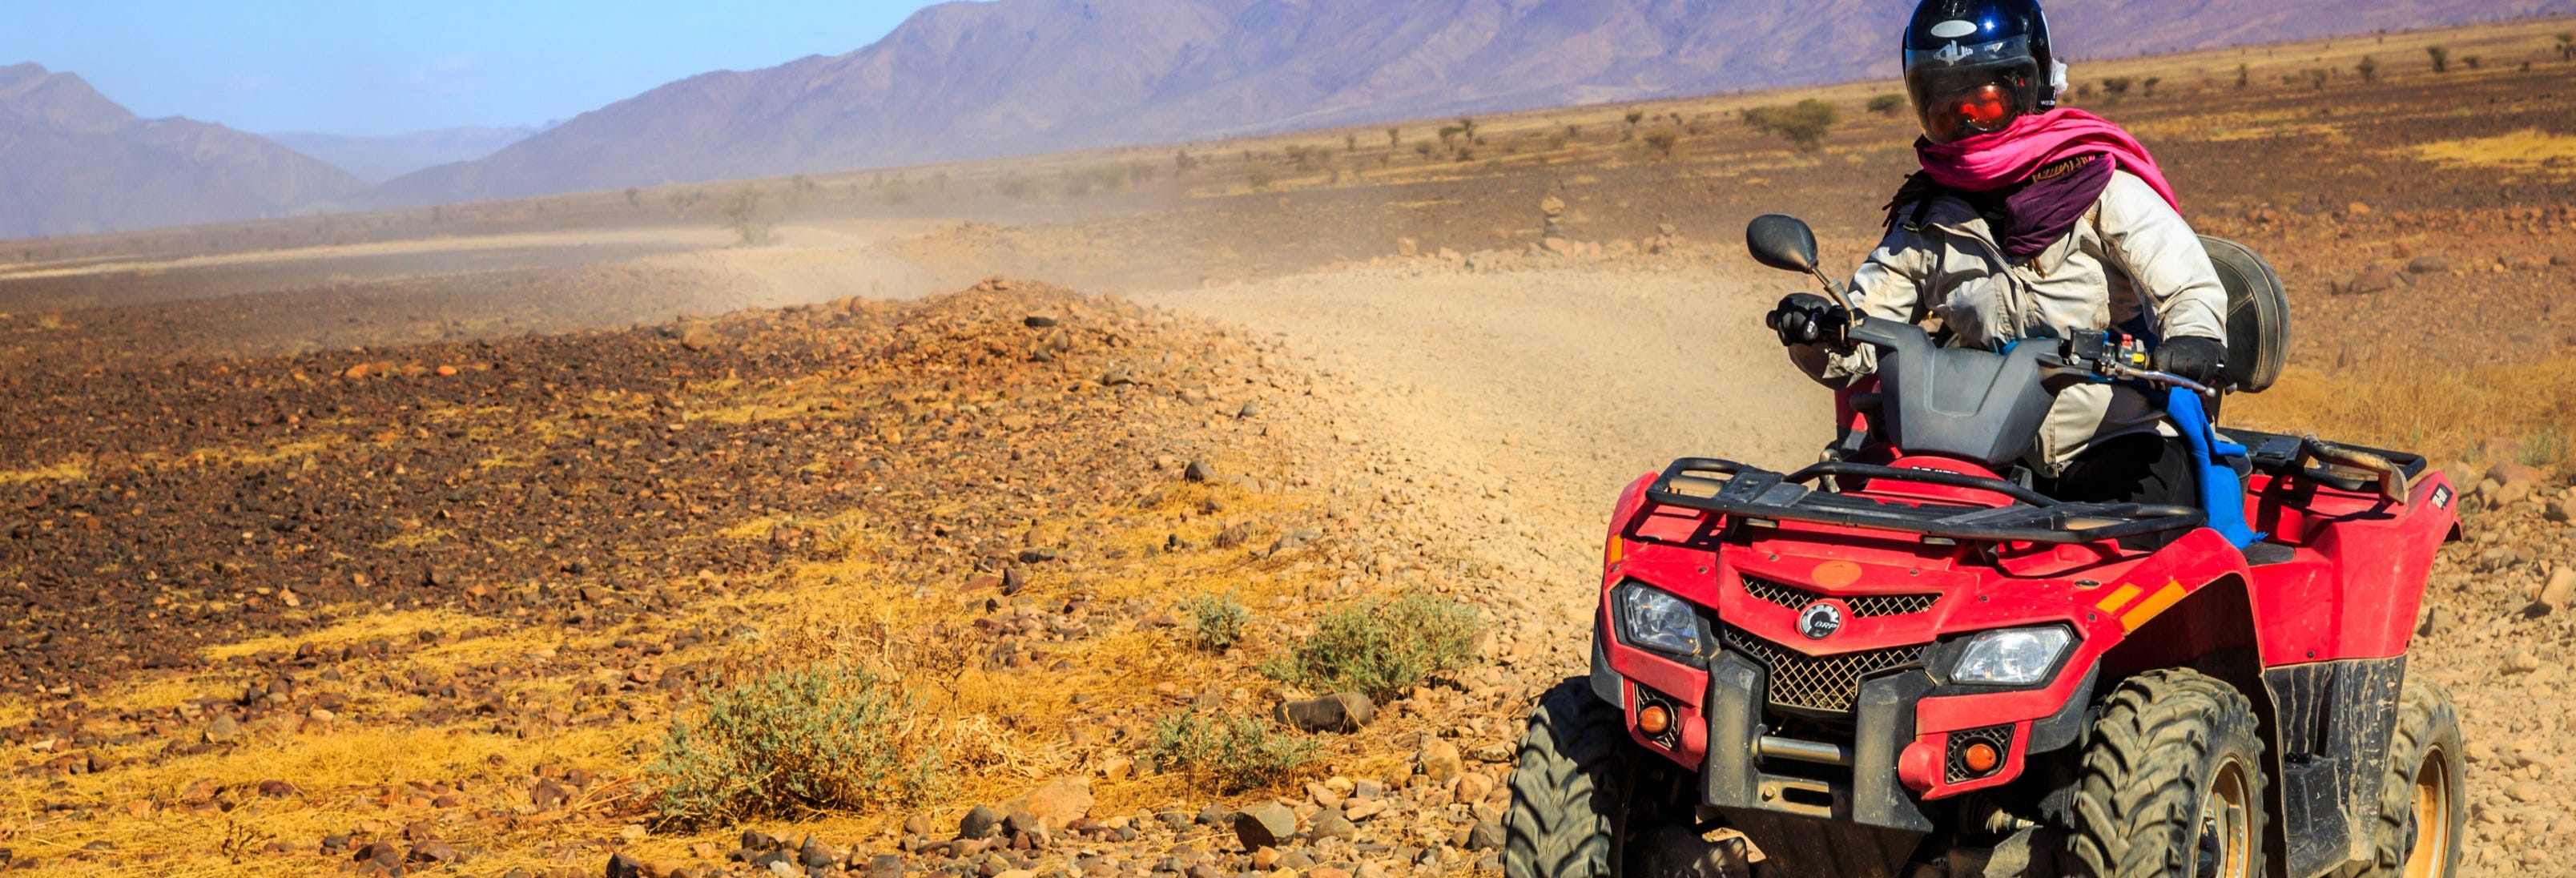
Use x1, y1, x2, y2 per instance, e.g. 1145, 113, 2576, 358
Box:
1905, 34, 2044, 143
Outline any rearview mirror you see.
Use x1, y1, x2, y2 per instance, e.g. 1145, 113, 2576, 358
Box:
1745, 214, 1820, 274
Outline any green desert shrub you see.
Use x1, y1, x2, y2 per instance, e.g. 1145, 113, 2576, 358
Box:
1146, 710, 1318, 791
1742, 99, 1839, 152
647, 665, 940, 828
1262, 592, 1481, 699
1185, 593, 1251, 651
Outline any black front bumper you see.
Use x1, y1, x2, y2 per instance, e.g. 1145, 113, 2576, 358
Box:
1701, 651, 1936, 832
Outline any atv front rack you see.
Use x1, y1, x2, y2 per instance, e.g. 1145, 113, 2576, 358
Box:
1643, 458, 2207, 545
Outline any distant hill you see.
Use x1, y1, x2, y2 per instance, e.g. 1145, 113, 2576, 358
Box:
268, 124, 550, 184
0, 63, 364, 240
369, 0, 2572, 205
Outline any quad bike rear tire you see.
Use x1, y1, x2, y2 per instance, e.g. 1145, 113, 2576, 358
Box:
2336, 680, 2465, 878
1505, 679, 1632, 878
2064, 669, 2268, 878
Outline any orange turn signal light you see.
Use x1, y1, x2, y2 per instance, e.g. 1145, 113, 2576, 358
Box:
1636, 705, 1672, 735
1962, 742, 2000, 774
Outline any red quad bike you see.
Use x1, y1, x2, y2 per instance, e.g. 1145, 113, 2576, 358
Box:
1505, 215, 2467, 878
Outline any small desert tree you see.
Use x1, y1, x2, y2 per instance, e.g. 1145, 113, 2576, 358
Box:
2141, 77, 2162, 98
1640, 130, 1678, 159
1386, 127, 1400, 148
1456, 116, 1478, 142
1624, 109, 1645, 129
2426, 45, 2449, 73
2558, 33, 2574, 62
719, 185, 773, 246
2236, 63, 2251, 88
1742, 99, 1838, 153
2357, 55, 2379, 83
1867, 93, 1906, 115
2461, 54, 2481, 70
2100, 77, 2135, 99
624, 187, 641, 208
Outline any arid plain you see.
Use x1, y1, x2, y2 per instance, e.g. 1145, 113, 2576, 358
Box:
2, 17, 2574, 878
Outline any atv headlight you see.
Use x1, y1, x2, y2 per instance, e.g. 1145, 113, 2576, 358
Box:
1950, 626, 2074, 686
1616, 582, 1703, 655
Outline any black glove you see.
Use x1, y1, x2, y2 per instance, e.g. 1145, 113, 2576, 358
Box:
1766, 293, 1851, 350
2151, 336, 2228, 386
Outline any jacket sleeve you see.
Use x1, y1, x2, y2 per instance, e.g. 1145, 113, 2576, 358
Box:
1788, 225, 1934, 385
2095, 171, 2228, 341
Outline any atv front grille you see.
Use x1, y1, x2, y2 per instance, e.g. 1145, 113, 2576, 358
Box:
1722, 626, 1926, 714
1739, 574, 1939, 618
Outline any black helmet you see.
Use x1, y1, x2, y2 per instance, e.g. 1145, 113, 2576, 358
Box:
1902, 0, 2059, 143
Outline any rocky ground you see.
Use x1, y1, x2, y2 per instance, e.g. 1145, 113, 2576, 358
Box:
3, 18, 2575, 878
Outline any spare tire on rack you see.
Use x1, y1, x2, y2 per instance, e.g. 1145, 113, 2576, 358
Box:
2201, 236, 2289, 393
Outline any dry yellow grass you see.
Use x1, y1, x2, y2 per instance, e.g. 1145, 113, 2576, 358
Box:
0, 468, 1369, 876
2406, 129, 2576, 177
2235, 358, 2576, 464
0, 461, 87, 485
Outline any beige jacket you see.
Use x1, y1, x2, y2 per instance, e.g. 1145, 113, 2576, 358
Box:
1794, 170, 2230, 473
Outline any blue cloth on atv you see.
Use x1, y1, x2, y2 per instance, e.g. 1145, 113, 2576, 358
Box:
2163, 387, 2263, 549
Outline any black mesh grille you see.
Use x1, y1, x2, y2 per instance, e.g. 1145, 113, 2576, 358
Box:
1740, 574, 1939, 618
1722, 626, 1926, 714
1946, 724, 2016, 783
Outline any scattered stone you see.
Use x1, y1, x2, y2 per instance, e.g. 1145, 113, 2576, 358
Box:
1000, 775, 1093, 829
409, 840, 460, 864
2417, 606, 2452, 636
1466, 821, 1506, 852
1233, 800, 1299, 851
1238, 401, 1262, 419
606, 852, 644, 878
2506, 650, 2542, 674
1309, 812, 1358, 842
679, 327, 721, 352
1396, 238, 1420, 258
1455, 772, 1495, 803
1024, 315, 1061, 328
1184, 460, 1215, 482
256, 779, 297, 797
2506, 781, 2549, 803
1278, 692, 1375, 732
203, 715, 242, 743
533, 777, 572, 810
1420, 740, 1463, 783
2534, 568, 2576, 615
2407, 256, 2454, 274
960, 805, 1002, 840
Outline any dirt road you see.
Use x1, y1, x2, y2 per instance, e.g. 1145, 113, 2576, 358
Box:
1141, 263, 1834, 620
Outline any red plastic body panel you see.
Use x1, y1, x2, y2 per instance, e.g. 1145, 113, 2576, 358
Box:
1596, 453, 2457, 799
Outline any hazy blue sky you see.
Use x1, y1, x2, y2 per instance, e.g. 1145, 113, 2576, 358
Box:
0, 1, 943, 137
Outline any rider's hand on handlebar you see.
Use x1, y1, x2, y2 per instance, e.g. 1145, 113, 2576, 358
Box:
1766, 293, 1852, 351
2150, 336, 2228, 387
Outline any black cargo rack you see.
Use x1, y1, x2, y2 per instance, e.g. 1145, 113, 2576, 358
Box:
1640, 458, 2206, 545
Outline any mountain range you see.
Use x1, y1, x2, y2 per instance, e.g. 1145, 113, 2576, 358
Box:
267, 124, 551, 185
6, 0, 2568, 237
367, 0, 2570, 207
0, 63, 363, 240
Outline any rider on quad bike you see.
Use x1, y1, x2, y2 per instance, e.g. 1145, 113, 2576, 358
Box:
1765, 0, 2230, 536
1503, 2, 2469, 878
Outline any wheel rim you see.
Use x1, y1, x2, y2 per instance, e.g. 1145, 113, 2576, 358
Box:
2403, 744, 2453, 878
2196, 757, 2255, 878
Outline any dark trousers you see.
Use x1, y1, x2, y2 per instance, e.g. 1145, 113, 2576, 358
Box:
2042, 433, 2199, 550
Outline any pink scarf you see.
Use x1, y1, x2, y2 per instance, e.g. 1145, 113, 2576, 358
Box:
1916, 109, 2181, 213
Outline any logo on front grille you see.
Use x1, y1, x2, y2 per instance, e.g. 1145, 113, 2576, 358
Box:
1797, 602, 1845, 639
